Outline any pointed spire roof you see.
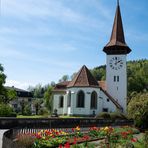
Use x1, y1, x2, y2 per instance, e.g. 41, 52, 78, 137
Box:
103, 1, 131, 55
67, 65, 99, 88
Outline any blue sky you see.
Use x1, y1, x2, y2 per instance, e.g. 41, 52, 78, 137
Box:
0, 0, 148, 89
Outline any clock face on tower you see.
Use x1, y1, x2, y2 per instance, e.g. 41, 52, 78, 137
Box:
109, 57, 123, 70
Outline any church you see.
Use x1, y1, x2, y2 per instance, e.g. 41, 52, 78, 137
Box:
52, 1, 131, 116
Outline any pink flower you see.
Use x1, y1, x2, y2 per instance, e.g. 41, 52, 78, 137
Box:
131, 137, 138, 142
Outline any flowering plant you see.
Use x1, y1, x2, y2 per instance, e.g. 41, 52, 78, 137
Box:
16, 125, 142, 148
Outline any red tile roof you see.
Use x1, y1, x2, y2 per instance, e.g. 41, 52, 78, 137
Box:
53, 81, 70, 90
67, 65, 99, 88
98, 81, 106, 90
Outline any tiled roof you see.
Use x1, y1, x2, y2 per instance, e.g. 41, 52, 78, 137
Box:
53, 81, 70, 93
98, 81, 106, 90
103, 1, 131, 55
67, 65, 99, 88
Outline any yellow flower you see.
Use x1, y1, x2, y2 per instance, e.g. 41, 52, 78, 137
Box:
75, 126, 80, 131
104, 127, 109, 131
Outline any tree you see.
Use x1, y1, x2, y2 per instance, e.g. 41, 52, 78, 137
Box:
44, 86, 53, 112
91, 66, 106, 81
5, 89, 17, 103
0, 64, 7, 102
127, 92, 148, 128
24, 104, 32, 116
20, 99, 25, 115
34, 84, 43, 98
33, 99, 43, 115
59, 75, 69, 82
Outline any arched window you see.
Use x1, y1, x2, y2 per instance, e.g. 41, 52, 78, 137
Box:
67, 91, 71, 107
77, 90, 85, 108
59, 96, 64, 108
90, 91, 97, 109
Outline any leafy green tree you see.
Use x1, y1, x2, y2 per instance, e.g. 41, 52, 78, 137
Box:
44, 86, 53, 112
20, 99, 25, 115
24, 104, 32, 116
33, 99, 43, 115
34, 84, 43, 98
127, 92, 148, 128
0, 103, 16, 117
90, 65, 106, 81
59, 75, 69, 82
0, 64, 7, 102
5, 89, 17, 103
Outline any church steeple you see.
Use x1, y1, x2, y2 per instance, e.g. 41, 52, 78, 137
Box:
103, 1, 131, 55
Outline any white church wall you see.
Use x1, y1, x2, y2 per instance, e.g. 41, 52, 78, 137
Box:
67, 87, 100, 116
53, 94, 66, 115
100, 90, 116, 112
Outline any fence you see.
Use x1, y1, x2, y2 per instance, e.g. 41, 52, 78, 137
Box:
0, 117, 134, 129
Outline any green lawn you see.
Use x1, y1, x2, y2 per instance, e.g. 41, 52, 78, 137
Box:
17, 115, 49, 118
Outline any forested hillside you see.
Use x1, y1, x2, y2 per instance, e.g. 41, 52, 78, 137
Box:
90, 59, 148, 94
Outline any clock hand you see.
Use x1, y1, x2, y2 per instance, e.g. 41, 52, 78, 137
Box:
115, 60, 121, 65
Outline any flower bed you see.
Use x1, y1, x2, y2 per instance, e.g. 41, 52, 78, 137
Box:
15, 126, 147, 148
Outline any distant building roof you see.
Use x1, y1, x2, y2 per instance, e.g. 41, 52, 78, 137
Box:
5, 86, 33, 98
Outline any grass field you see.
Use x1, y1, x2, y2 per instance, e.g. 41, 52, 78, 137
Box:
17, 115, 49, 118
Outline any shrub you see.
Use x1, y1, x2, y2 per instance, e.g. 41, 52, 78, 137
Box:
38, 108, 49, 115
16, 134, 34, 148
0, 103, 16, 117
95, 112, 111, 119
23, 104, 32, 116
110, 112, 127, 120
127, 92, 148, 128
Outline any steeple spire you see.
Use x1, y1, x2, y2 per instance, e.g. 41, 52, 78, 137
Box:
103, 1, 131, 55
117, 0, 119, 6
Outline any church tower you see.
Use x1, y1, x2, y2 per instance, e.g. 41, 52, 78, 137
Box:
103, 1, 131, 113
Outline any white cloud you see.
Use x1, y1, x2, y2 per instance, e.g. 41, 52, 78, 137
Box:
3, 0, 84, 23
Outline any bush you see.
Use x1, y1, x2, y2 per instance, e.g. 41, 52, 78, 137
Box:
110, 112, 127, 120
23, 104, 32, 116
95, 112, 111, 119
127, 92, 148, 128
10, 112, 17, 117
0, 103, 16, 117
38, 108, 49, 115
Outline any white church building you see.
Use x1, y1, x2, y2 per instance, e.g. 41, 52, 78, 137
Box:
53, 1, 131, 116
